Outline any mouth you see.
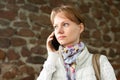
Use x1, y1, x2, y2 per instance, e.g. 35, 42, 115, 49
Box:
57, 36, 66, 40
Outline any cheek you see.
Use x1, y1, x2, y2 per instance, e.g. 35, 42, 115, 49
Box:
67, 32, 80, 42
72, 34, 80, 40
70, 29, 81, 37
72, 31, 81, 41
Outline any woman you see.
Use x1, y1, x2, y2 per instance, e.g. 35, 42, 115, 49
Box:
37, 5, 116, 80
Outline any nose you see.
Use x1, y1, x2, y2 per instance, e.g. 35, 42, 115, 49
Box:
56, 26, 64, 34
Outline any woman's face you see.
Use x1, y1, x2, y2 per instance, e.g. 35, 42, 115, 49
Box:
53, 12, 84, 47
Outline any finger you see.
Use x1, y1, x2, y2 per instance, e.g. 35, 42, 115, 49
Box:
49, 31, 55, 38
47, 32, 55, 41
47, 32, 54, 43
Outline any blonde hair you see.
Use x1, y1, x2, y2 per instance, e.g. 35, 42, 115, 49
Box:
50, 5, 84, 25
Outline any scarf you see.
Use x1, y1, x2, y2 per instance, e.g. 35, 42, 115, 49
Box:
61, 42, 85, 80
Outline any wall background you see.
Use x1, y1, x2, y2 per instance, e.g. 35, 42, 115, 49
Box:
0, 0, 120, 80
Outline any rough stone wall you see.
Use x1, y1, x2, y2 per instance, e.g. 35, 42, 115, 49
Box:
0, 0, 120, 80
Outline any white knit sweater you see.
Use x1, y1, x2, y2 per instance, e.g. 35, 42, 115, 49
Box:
37, 47, 117, 80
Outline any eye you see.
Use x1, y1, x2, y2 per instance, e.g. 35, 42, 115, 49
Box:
63, 23, 69, 27
53, 25, 57, 29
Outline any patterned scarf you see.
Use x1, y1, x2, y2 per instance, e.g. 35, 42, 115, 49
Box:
61, 42, 85, 80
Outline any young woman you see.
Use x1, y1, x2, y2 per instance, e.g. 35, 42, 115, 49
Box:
37, 5, 116, 80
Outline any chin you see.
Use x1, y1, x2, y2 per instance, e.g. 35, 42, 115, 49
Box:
59, 42, 66, 45
60, 42, 69, 47
59, 40, 73, 46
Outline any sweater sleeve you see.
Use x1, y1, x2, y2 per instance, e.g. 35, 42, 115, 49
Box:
37, 52, 59, 80
100, 55, 117, 80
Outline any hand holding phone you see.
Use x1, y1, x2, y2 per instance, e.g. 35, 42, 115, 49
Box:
51, 35, 60, 50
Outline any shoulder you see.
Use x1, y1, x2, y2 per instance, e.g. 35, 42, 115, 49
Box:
99, 54, 113, 69
99, 55, 117, 80
92, 54, 111, 66
99, 55, 109, 63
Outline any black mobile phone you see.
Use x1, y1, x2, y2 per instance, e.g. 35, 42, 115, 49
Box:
51, 35, 60, 50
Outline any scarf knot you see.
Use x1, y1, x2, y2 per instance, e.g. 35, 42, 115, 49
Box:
61, 42, 84, 64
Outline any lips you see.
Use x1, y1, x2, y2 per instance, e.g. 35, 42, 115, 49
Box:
57, 36, 66, 40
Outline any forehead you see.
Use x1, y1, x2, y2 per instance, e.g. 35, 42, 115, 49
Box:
55, 12, 67, 19
53, 12, 69, 23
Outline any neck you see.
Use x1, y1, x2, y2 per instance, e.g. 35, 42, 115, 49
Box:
63, 41, 81, 48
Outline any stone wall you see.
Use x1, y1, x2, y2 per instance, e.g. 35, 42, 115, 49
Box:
0, 0, 120, 80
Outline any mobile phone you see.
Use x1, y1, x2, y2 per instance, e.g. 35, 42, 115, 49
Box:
51, 35, 60, 50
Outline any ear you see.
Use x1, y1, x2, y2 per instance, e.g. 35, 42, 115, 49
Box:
79, 23, 84, 34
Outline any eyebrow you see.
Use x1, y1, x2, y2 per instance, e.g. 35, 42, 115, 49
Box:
53, 18, 70, 25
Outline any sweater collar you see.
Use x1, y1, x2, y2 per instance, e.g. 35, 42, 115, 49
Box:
76, 46, 91, 66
